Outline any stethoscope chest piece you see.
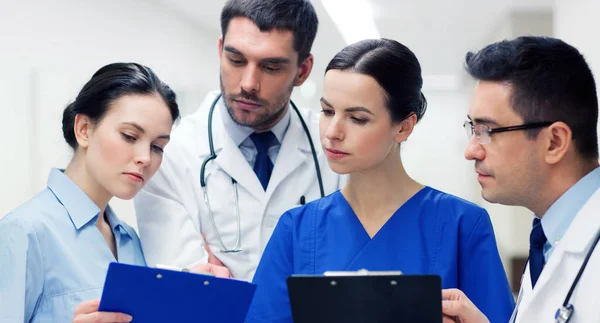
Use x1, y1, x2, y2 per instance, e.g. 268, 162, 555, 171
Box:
555, 304, 574, 323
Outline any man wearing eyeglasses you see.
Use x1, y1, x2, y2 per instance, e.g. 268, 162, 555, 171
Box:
442, 36, 600, 323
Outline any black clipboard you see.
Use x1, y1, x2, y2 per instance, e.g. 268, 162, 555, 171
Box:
287, 272, 442, 323
98, 262, 256, 323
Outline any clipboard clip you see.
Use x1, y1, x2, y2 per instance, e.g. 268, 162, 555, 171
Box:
156, 264, 215, 276
323, 269, 402, 276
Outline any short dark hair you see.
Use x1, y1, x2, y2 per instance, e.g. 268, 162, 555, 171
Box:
325, 38, 427, 123
465, 36, 599, 160
62, 62, 179, 150
220, 0, 318, 64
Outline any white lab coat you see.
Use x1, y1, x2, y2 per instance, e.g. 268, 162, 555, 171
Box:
514, 187, 600, 322
134, 91, 343, 281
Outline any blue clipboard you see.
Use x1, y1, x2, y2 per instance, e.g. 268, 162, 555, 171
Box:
99, 262, 256, 323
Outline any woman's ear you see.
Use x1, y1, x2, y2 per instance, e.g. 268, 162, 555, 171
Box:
394, 113, 417, 143
73, 114, 93, 149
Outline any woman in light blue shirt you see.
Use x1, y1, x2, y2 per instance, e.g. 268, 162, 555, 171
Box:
0, 63, 180, 323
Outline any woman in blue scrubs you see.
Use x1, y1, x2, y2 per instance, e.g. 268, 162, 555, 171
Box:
247, 39, 515, 323
0, 63, 179, 323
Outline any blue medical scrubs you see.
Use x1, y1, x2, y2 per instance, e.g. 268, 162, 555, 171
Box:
0, 169, 146, 322
247, 187, 515, 323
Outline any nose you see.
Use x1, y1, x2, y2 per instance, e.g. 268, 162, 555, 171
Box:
464, 137, 485, 161
325, 116, 344, 141
134, 145, 152, 167
240, 64, 260, 93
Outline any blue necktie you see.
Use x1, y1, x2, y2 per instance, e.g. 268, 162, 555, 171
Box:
250, 131, 275, 190
529, 218, 547, 288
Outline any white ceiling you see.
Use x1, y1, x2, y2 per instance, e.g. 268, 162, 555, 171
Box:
146, 0, 552, 79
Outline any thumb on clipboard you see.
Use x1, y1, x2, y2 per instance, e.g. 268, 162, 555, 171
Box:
191, 263, 233, 278
202, 233, 227, 268
73, 298, 132, 323
441, 289, 489, 323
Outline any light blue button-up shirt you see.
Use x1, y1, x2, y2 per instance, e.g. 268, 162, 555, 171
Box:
219, 96, 291, 166
0, 168, 146, 323
540, 166, 600, 261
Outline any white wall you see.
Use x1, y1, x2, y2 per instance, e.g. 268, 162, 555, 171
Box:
0, 0, 221, 227
403, 87, 480, 202
554, 0, 600, 117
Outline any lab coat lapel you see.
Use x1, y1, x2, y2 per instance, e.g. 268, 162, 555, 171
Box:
265, 108, 311, 200
558, 188, 600, 254
531, 188, 600, 296
516, 188, 600, 320
211, 103, 264, 203
520, 242, 562, 306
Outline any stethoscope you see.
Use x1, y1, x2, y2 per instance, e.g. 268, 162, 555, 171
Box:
199, 93, 325, 253
553, 228, 600, 323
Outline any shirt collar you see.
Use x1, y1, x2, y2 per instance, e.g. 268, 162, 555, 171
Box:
219, 96, 291, 147
46, 168, 133, 238
47, 168, 100, 230
541, 166, 600, 246
104, 205, 135, 238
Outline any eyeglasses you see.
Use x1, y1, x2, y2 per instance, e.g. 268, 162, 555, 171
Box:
463, 120, 553, 144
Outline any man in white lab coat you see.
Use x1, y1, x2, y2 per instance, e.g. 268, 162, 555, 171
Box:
442, 36, 600, 322
133, 0, 342, 282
